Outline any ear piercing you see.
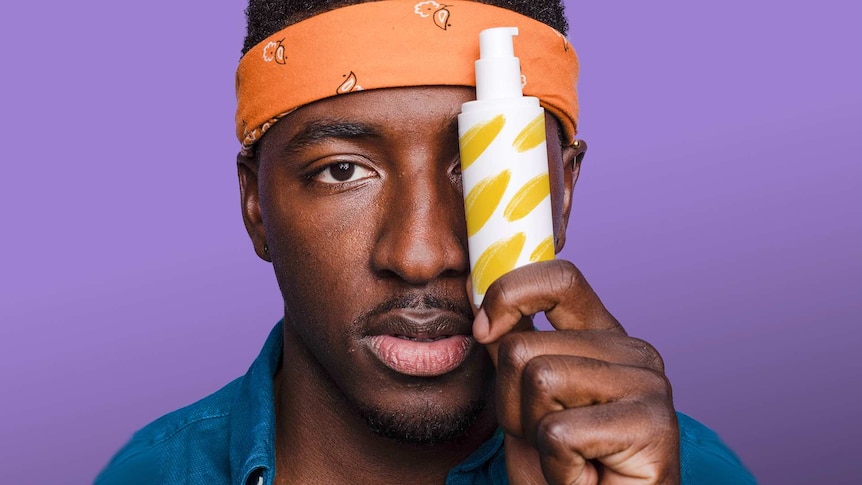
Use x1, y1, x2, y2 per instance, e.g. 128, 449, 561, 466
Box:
263, 243, 269, 255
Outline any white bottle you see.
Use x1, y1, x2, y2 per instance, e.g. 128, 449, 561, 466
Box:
459, 27, 556, 305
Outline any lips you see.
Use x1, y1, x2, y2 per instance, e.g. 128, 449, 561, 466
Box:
390, 335, 453, 343
364, 308, 476, 377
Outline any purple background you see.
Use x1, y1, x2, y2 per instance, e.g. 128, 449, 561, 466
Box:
1, 0, 859, 483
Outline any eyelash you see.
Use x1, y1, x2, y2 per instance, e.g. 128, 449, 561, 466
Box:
304, 156, 462, 189
308, 161, 377, 187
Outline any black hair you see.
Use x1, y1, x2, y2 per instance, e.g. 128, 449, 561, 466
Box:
242, 0, 569, 55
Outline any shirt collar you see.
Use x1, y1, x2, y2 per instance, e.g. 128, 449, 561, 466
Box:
229, 320, 284, 485
226, 319, 505, 485
448, 428, 505, 473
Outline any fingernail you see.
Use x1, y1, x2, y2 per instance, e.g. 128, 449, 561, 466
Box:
473, 309, 489, 342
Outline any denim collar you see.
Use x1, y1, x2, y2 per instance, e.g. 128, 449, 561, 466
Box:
225, 319, 505, 485
229, 320, 283, 485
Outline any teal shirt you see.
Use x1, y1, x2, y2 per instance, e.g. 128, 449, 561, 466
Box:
96, 322, 756, 484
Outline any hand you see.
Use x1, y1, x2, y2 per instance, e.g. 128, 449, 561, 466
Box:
471, 260, 680, 485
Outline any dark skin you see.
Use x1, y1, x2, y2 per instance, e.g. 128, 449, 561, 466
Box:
238, 86, 680, 484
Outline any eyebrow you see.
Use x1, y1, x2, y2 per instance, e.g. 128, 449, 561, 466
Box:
442, 115, 459, 144
282, 118, 381, 156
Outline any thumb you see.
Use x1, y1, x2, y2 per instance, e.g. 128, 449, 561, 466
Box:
467, 277, 533, 368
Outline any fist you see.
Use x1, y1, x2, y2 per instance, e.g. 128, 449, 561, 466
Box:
473, 260, 680, 484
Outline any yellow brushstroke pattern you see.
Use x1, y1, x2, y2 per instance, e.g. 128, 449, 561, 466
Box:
512, 113, 545, 153
473, 232, 526, 295
503, 174, 550, 222
529, 236, 555, 262
465, 170, 511, 237
459, 114, 505, 171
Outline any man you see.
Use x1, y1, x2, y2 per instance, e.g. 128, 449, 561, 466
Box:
97, 0, 755, 483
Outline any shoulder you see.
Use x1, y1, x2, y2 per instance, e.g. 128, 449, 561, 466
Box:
94, 378, 242, 485
677, 412, 757, 484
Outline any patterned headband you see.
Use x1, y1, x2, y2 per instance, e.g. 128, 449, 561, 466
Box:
235, 0, 579, 156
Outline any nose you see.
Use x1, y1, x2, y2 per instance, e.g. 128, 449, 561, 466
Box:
371, 166, 469, 285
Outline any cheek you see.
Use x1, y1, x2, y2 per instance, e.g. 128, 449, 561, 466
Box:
259, 181, 378, 331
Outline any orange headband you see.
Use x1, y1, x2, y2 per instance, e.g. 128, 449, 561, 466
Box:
235, 0, 579, 155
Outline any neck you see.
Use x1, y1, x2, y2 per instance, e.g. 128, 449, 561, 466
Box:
273, 318, 497, 485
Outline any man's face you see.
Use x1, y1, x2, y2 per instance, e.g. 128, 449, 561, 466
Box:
241, 86, 572, 443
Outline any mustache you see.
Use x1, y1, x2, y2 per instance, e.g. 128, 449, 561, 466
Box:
355, 293, 475, 326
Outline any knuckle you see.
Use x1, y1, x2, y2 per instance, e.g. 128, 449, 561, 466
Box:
486, 267, 525, 307
654, 370, 674, 400
552, 259, 581, 293
497, 332, 533, 372
629, 394, 676, 435
495, 279, 515, 308
627, 337, 665, 373
536, 415, 569, 452
637, 368, 673, 400
522, 357, 557, 397
642, 399, 678, 436
484, 277, 507, 304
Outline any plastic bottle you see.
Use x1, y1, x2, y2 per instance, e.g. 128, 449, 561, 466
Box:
459, 27, 555, 305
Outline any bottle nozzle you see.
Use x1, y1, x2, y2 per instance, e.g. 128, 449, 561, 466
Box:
479, 27, 519, 59
475, 27, 524, 101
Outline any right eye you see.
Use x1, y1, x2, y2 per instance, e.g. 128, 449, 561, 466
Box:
312, 162, 376, 185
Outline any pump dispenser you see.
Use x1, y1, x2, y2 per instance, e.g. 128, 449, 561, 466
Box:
459, 27, 555, 305
475, 27, 523, 101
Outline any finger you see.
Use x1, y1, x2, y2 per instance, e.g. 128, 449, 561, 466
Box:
468, 268, 536, 367
496, 330, 666, 376
470, 274, 535, 368
474, 309, 534, 368
479, 260, 623, 344
535, 402, 680, 485
494, 331, 667, 437
518, 355, 671, 445
502, 434, 546, 485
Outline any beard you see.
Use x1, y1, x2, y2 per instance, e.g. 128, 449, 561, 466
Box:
281, 290, 492, 445
341, 292, 489, 444
352, 397, 487, 445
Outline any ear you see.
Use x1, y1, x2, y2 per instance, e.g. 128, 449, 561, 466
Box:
555, 139, 586, 253
237, 154, 271, 262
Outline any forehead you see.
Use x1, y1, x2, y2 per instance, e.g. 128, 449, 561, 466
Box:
258, 86, 476, 151
270, 86, 476, 133
256, 85, 562, 157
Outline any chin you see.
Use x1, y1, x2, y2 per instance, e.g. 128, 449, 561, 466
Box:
345, 352, 495, 445
353, 396, 488, 445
